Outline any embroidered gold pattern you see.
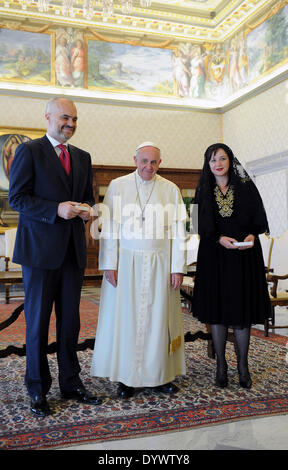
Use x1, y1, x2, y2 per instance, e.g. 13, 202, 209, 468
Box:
214, 185, 234, 217
169, 335, 182, 355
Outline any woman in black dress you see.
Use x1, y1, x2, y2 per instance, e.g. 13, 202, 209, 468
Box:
193, 143, 271, 389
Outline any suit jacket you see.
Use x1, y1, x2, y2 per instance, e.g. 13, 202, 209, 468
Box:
9, 135, 94, 270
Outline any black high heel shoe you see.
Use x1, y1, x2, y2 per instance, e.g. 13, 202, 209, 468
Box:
238, 369, 252, 389
215, 361, 228, 388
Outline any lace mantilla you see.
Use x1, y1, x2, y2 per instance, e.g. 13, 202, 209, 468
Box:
214, 185, 234, 217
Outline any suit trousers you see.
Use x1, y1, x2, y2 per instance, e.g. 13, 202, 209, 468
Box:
22, 237, 85, 397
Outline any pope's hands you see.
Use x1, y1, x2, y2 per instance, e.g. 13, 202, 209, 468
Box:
105, 270, 182, 290
104, 270, 118, 287
171, 273, 183, 290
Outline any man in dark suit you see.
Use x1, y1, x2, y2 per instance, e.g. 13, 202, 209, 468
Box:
9, 97, 102, 417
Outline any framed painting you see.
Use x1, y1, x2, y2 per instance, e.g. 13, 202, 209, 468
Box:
0, 126, 44, 191
0, 127, 45, 225
0, 28, 53, 85
87, 38, 176, 96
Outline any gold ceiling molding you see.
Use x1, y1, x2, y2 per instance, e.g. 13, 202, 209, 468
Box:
0, 0, 279, 42
86, 26, 174, 47
0, 0, 284, 46
246, 0, 288, 31
0, 20, 52, 33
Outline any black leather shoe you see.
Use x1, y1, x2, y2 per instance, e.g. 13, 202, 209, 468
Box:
156, 382, 179, 394
117, 382, 135, 399
30, 395, 50, 417
61, 387, 102, 405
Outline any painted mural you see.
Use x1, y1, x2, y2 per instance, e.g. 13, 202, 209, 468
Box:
0, 3, 287, 100
0, 29, 51, 84
172, 3, 288, 100
88, 40, 175, 95
171, 42, 228, 100
55, 28, 85, 87
247, 3, 288, 82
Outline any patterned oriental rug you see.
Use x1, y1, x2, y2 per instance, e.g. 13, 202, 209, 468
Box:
0, 296, 288, 450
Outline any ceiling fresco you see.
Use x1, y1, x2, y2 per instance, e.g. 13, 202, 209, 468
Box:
0, 0, 287, 109
0, 0, 282, 42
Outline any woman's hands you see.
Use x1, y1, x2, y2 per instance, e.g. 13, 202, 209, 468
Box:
219, 234, 255, 250
239, 234, 255, 250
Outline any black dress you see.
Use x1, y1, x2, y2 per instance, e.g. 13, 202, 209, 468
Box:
193, 182, 271, 328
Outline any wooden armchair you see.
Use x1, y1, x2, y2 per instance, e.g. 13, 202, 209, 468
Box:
181, 235, 199, 312
0, 254, 12, 301
261, 230, 288, 336
264, 273, 288, 336
1, 228, 22, 304
181, 263, 196, 313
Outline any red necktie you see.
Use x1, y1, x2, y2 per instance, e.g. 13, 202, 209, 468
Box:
57, 144, 71, 175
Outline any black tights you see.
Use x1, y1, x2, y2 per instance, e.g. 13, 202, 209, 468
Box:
210, 324, 251, 375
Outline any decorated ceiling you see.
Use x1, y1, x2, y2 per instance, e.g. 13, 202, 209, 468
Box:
0, 0, 282, 41
0, 0, 287, 108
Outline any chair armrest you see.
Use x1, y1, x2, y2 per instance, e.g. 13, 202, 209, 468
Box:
265, 266, 274, 273
0, 255, 10, 271
187, 261, 197, 278
267, 273, 288, 298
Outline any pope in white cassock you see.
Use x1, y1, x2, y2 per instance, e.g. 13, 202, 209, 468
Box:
90, 142, 187, 398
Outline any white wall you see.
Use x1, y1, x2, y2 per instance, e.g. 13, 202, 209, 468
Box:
1, 83, 288, 236
0, 94, 220, 169
223, 79, 288, 237
222, 79, 288, 167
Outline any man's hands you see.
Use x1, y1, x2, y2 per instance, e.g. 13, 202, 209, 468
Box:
57, 202, 92, 221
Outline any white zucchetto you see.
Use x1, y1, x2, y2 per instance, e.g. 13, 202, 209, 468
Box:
136, 142, 160, 152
